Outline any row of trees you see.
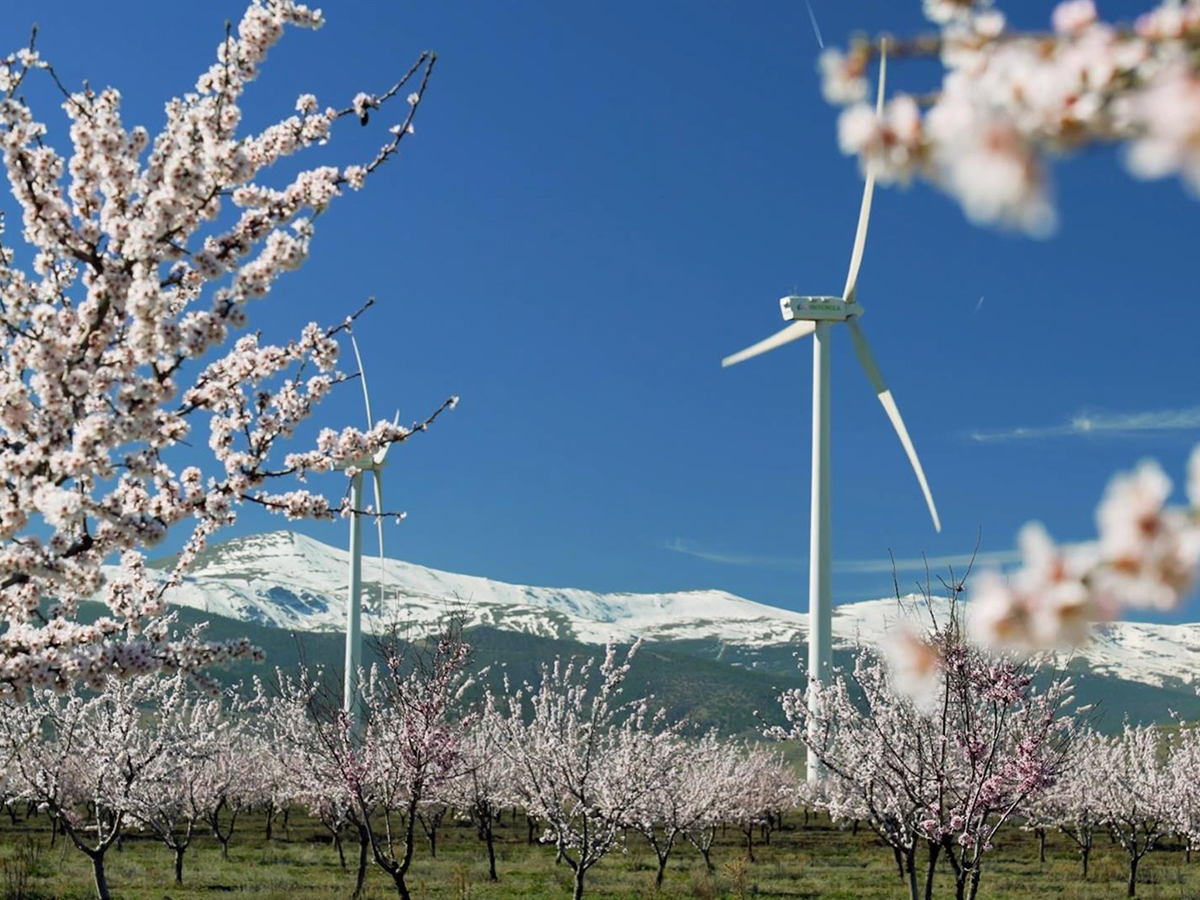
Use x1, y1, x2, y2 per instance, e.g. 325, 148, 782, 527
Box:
0, 628, 797, 900
3, 606, 1200, 900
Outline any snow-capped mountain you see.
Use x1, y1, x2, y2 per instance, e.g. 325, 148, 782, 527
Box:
146, 530, 1200, 692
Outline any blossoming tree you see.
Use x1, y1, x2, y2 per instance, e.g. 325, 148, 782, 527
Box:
772, 598, 1083, 900
0, 0, 451, 697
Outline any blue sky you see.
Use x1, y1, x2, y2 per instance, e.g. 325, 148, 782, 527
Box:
9, 1, 1199, 618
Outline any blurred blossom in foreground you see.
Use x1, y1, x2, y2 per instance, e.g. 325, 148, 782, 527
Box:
820, 0, 1200, 234
970, 447, 1200, 652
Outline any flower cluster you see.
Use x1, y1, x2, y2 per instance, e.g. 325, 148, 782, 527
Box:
972, 448, 1200, 651
820, 0, 1200, 234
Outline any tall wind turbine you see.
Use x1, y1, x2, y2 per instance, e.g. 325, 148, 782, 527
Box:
343, 335, 398, 729
720, 45, 940, 782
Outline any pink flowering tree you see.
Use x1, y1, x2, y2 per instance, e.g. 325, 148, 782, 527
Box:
772, 598, 1083, 900
1022, 729, 1104, 877
0, 0, 452, 697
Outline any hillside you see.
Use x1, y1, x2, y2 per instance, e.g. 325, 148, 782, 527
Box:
121, 529, 1200, 730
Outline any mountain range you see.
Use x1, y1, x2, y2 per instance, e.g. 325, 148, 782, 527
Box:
136, 530, 1200, 731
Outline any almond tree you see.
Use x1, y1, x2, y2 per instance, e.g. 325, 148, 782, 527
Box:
725, 744, 796, 864
1095, 722, 1174, 897
1169, 721, 1200, 864
441, 707, 516, 882
0, 0, 451, 698
626, 730, 731, 889
125, 686, 234, 885
0, 672, 193, 899
342, 626, 475, 900
1024, 730, 1104, 877
492, 641, 677, 900
251, 667, 376, 897
773, 599, 1082, 900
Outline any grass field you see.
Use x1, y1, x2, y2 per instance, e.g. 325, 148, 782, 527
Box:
4, 811, 1200, 899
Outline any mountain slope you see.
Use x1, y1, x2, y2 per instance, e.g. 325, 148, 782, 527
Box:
146, 531, 1200, 697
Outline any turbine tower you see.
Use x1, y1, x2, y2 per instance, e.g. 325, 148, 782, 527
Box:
720, 45, 940, 782
343, 335, 398, 729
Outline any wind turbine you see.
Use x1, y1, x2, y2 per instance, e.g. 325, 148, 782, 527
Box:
342, 334, 398, 729
720, 45, 940, 782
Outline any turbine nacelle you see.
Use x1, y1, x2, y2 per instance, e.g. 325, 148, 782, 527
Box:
779, 295, 863, 323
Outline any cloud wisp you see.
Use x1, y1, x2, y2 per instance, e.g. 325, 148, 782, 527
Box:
664, 537, 1020, 574
969, 406, 1200, 443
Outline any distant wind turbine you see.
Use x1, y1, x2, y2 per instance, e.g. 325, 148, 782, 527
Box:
342, 334, 399, 729
720, 44, 941, 782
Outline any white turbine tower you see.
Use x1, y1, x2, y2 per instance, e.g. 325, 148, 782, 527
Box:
720, 45, 940, 782
343, 335, 398, 728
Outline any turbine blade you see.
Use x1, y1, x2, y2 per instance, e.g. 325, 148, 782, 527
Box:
846, 318, 941, 532
350, 334, 375, 430
842, 42, 887, 304
373, 469, 386, 610
721, 321, 816, 368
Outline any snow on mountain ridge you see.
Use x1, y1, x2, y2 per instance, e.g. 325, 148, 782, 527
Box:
143, 530, 1200, 690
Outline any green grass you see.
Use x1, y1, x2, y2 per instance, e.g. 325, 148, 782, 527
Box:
4, 811, 1200, 899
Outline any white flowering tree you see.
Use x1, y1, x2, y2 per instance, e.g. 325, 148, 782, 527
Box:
0, 0, 452, 697
440, 707, 516, 882
124, 685, 237, 885
492, 641, 678, 900
1094, 722, 1175, 896
625, 730, 733, 888
0, 672, 194, 900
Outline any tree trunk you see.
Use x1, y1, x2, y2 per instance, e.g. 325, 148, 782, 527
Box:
91, 852, 111, 900
353, 824, 370, 899
966, 864, 983, 900
389, 868, 413, 900
924, 841, 941, 900
745, 827, 754, 863
265, 807, 274, 841
655, 852, 668, 890
526, 814, 536, 844
1082, 842, 1090, 878
904, 845, 919, 900
1128, 855, 1139, 897
428, 825, 437, 858
334, 828, 346, 870
174, 846, 186, 885
485, 819, 498, 881
894, 845, 905, 881
572, 865, 586, 900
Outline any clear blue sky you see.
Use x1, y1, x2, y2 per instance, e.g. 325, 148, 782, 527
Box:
9, 1, 1198, 618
